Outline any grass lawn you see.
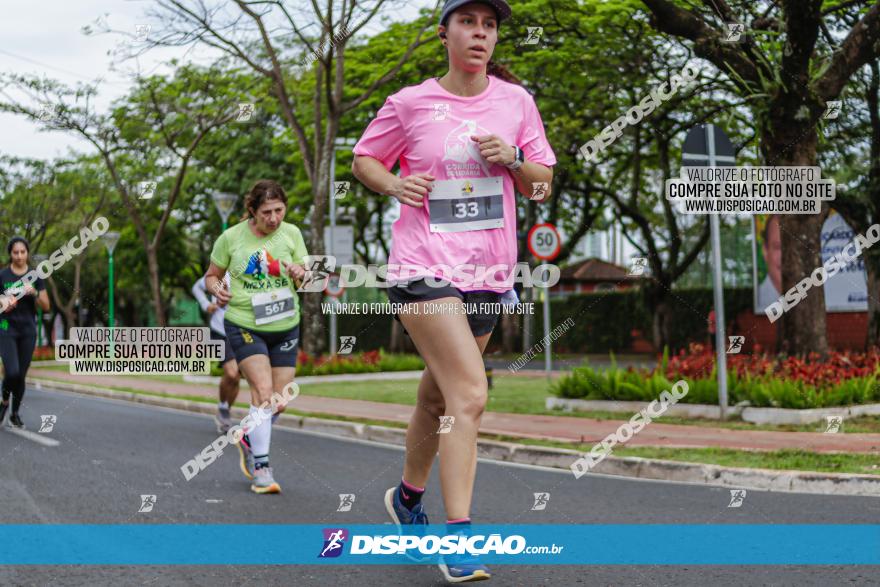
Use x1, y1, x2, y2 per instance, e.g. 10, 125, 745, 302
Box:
612, 446, 880, 475
506, 437, 880, 476
299, 375, 880, 434
300, 374, 553, 414
28, 366, 880, 433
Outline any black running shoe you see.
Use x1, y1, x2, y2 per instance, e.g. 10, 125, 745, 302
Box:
0, 401, 8, 426
9, 413, 24, 429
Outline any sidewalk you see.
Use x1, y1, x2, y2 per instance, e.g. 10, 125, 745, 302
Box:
28, 367, 880, 454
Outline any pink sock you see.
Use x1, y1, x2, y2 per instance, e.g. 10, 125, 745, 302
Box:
401, 478, 425, 493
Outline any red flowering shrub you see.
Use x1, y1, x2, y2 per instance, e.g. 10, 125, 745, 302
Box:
32, 347, 55, 361
361, 350, 381, 365
552, 345, 880, 408
291, 350, 423, 376
662, 343, 880, 389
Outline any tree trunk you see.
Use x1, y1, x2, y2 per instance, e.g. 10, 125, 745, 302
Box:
301, 292, 324, 357
501, 312, 520, 354
45, 260, 84, 336
864, 63, 880, 350
60, 307, 76, 339
865, 249, 880, 349
389, 319, 415, 353
303, 148, 331, 357
146, 247, 165, 327
777, 214, 828, 356
762, 125, 828, 356
390, 320, 404, 353
648, 286, 673, 351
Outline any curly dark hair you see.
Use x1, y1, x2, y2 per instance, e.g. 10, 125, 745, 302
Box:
240, 180, 288, 221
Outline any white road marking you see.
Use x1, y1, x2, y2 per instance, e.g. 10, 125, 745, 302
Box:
0, 479, 54, 523
4, 426, 60, 447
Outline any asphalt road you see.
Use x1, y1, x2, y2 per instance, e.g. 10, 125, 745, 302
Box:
0, 387, 878, 586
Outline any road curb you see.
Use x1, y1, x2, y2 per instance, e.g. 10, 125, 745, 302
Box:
546, 396, 880, 426
182, 370, 426, 386
546, 396, 737, 419
29, 377, 880, 497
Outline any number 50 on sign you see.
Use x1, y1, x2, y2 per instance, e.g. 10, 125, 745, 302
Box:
527, 223, 561, 261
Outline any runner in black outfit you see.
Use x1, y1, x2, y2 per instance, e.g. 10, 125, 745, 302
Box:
0, 237, 51, 428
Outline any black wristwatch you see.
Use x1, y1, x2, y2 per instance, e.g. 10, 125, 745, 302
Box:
505, 145, 525, 171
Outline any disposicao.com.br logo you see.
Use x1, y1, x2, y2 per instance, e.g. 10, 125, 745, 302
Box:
319, 528, 348, 558
317, 526, 564, 561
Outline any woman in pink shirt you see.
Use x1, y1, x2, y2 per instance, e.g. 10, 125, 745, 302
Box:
352, 0, 555, 581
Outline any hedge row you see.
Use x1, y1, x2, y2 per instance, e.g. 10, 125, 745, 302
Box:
524, 287, 754, 353
318, 287, 753, 353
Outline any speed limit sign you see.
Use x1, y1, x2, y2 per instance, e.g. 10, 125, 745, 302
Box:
527, 223, 561, 261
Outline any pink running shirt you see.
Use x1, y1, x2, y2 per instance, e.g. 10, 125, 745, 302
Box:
353, 75, 556, 293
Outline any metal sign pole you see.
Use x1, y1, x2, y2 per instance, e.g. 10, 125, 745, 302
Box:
527, 224, 560, 378
329, 148, 338, 356
543, 284, 551, 376
706, 125, 729, 419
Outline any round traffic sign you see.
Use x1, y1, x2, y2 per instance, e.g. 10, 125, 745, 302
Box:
527, 223, 561, 261
324, 274, 345, 298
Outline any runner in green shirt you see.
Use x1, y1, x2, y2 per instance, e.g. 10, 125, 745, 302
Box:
205, 180, 308, 494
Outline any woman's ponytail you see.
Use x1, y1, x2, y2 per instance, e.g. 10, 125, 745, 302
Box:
487, 60, 522, 86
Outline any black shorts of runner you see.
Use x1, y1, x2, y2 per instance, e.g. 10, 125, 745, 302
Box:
223, 320, 299, 367
386, 278, 501, 337
209, 330, 235, 365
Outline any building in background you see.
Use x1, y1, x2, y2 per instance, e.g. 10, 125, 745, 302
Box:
550, 258, 643, 299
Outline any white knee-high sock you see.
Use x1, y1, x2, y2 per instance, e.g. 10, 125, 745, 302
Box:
248, 404, 274, 466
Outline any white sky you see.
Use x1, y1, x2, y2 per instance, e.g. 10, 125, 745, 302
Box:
0, 0, 189, 159
0, 0, 431, 161
0, 1, 637, 266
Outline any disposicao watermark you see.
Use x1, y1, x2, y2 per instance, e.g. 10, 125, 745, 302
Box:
299, 23, 352, 70
579, 63, 699, 163
296, 256, 561, 292
0, 217, 109, 312
180, 382, 300, 480
570, 380, 689, 478
765, 223, 880, 323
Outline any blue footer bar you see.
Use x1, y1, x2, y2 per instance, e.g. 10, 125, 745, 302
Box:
2, 524, 878, 565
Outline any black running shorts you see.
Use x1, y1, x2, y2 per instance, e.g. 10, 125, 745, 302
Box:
386, 278, 501, 337
223, 320, 299, 367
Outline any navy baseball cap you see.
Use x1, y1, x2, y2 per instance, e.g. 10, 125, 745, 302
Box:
439, 0, 512, 27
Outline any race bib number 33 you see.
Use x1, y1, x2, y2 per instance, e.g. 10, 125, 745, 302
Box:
429, 177, 504, 233
252, 289, 295, 325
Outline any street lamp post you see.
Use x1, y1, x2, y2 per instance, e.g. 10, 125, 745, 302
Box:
329, 137, 357, 355
212, 192, 238, 232
32, 253, 47, 347
101, 232, 121, 334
